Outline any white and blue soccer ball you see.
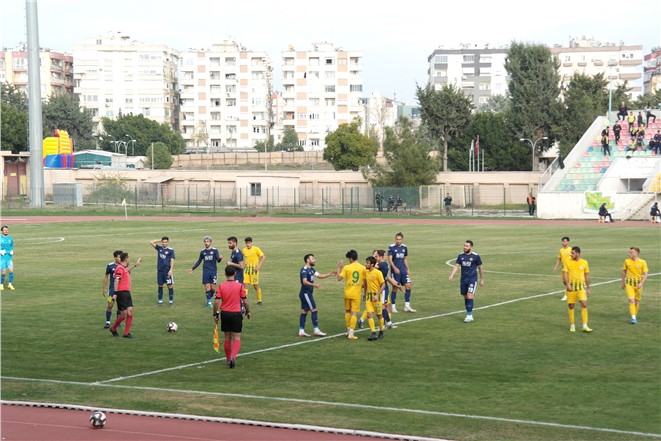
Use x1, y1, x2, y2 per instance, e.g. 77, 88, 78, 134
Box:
89, 411, 107, 429
166, 322, 178, 333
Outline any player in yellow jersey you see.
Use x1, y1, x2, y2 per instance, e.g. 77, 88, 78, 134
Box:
337, 250, 366, 340
242, 237, 266, 305
562, 246, 592, 333
553, 236, 572, 301
621, 247, 649, 325
364, 256, 386, 341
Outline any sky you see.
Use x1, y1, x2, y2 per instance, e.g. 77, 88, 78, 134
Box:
2, 0, 660, 104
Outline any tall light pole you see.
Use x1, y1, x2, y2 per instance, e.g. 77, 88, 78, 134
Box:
519, 136, 548, 171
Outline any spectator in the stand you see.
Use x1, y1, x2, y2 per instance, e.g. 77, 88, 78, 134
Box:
636, 125, 646, 150
613, 123, 622, 145
651, 130, 661, 155
628, 112, 636, 134
617, 102, 628, 121
637, 111, 645, 128
645, 106, 656, 126
601, 132, 611, 156
630, 123, 638, 140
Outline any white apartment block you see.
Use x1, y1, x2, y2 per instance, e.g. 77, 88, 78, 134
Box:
0, 47, 74, 99
280, 42, 365, 151
72, 32, 180, 134
179, 40, 272, 151
550, 36, 643, 99
643, 49, 660, 95
427, 45, 509, 110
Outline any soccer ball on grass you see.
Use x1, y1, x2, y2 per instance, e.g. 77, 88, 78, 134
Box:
89, 411, 107, 429
166, 322, 178, 333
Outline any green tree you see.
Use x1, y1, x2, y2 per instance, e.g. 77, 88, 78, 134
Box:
480, 94, 510, 113
144, 142, 173, 169
504, 42, 561, 146
275, 126, 301, 151
631, 89, 661, 110
1, 82, 28, 112
253, 135, 274, 152
365, 116, 439, 186
0, 102, 28, 153
416, 83, 474, 172
323, 119, 378, 171
42, 94, 95, 149
556, 73, 608, 145
449, 112, 524, 171
101, 114, 184, 156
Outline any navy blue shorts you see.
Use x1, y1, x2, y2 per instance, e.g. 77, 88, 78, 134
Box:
392, 270, 410, 285
202, 271, 217, 285
460, 280, 478, 296
157, 271, 173, 286
300, 292, 317, 311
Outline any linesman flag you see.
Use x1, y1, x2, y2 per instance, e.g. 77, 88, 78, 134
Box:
213, 324, 220, 353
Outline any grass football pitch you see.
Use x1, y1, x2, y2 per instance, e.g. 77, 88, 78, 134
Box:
1, 218, 659, 441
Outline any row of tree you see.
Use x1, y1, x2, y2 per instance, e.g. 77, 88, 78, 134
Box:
323, 42, 661, 186
2, 42, 660, 175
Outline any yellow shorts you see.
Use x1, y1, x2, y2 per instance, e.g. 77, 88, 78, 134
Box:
566, 290, 587, 304
365, 300, 383, 314
624, 285, 641, 301
344, 297, 360, 313
243, 272, 260, 285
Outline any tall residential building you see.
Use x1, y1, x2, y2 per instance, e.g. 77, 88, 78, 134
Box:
643, 49, 661, 95
280, 42, 365, 151
179, 40, 273, 151
550, 36, 643, 99
72, 32, 180, 134
427, 45, 509, 110
0, 47, 74, 99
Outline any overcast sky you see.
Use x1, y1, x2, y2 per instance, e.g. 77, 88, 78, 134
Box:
2, 0, 660, 104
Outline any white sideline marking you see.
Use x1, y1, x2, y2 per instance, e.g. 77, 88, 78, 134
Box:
2, 380, 659, 438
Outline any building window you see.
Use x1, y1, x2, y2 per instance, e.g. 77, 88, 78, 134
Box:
250, 182, 261, 197
324, 85, 336, 93
434, 55, 448, 63
325, 58, 334, 65
349, 84, 362, 92
463, 55, 475, 63
310, 139, 319, 146
309, 57, 319, 66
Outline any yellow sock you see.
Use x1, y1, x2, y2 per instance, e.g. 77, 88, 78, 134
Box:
378, 316, 384, 330
635, 302, 640, 315
581, 307, 588, 326
256, 288, 262, 302
360, 311, 368, 322
345, 312, 351, 327
368, 317, 375, 332
568, 309, 575, 325
349, 315, 357, 330
629, 303, 636, 317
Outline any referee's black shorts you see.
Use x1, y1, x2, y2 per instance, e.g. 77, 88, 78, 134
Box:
115, 290, 133, 311
220, 311, 243, 333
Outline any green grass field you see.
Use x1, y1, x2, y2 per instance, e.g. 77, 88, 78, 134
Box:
1, 218, 659, 441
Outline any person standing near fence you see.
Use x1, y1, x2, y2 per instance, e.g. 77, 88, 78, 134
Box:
188, 236, 223, 308
444, 193, 453, 216
150, 236, 176, 306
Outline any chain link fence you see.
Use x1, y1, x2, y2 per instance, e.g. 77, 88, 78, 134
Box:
9, 181, 534, 217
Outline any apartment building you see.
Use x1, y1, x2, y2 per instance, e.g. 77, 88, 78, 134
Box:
72, 32, 180, 134
280, 42, 365, 151
643, 49, 661, 95
427, 45, 509, 110
550, 36, 643, 99
0, 47, 74, 99
179, 40, 273, 151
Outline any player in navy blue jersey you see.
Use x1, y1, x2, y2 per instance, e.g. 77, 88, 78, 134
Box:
449, 240, 485, 323
150, 236, 176, 306
226, 236, 245, 285
298, 254, 337, 337
102, 250, 123, 328
388, 232, 415, 313
188, 236, 223, 308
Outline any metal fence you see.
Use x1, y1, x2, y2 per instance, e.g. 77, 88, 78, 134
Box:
11, 182, 535, 217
